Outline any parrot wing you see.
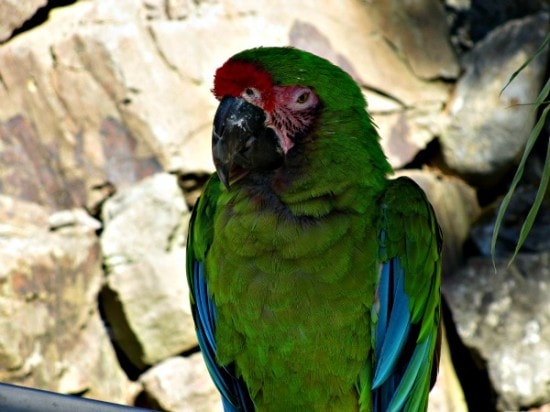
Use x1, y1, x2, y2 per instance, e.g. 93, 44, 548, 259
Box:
186, 177, 254, 412
367, 176, 442, 412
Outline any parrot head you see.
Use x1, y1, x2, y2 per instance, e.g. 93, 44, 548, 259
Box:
210, 47, 370, 190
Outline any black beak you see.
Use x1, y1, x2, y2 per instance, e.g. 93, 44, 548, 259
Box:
212, 97, 283, 190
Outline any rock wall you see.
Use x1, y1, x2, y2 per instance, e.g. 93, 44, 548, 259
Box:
0, 0, 549, 411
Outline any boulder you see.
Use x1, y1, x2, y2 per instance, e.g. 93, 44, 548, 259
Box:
101, 173, 195, 369
0, 1, 165, 211
444, 252, 550, 410
440, 12, 550, 181
365, 0, 460, 80
445, 0, 549, 51
0, 195, 136, 404
139, 355, 222, 412
0, 0, 47, 42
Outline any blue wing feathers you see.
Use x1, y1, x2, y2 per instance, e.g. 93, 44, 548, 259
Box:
373, 259, 411, 389
195, 262, 217, 350
387, 336, 432, 411
373, 224, 438, 411
191, 260, 254, 411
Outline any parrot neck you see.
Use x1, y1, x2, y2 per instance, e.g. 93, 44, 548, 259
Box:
270, 130, 391, 218
231, 110, 392, 219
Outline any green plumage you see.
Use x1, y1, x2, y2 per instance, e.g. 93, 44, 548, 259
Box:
187, 47, 441, 411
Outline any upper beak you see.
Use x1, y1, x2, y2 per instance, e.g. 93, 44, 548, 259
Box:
212, 96, 283, 190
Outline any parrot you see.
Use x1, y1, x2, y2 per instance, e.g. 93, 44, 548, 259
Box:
186, 46, 442, 412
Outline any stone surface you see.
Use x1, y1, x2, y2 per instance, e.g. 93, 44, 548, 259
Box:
101, 173, 194, 369
57, 314, 141, 404
0, 195, 135, 404
440, 12, 550, 179
48, 208, 102, 231
366, 0, 460, 80
376, 103, 445, 168
0, 0, 47, 42
444, 253, 550, 410
0, 1, 164, 211
139, 354, 222, 412
445, 0, 550, 52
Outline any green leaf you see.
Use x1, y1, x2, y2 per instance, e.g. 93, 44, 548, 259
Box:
491, 32, 550, 264
510, 125, 550, 263
491, 98, 550, 264
500, 34, 550, 96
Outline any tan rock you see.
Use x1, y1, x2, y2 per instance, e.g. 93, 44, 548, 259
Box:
58, 314, 141, 405
0, 0, 47, 42
365, 0, 460, 80
101, 173, 195, 368
0, 1, 164, 211
376, 102, 445, 168
140, 355, 222, 412
0, 195, 135, 404
440, 12, 550, 179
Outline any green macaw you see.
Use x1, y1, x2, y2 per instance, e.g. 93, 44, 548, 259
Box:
187, 47, 442, 411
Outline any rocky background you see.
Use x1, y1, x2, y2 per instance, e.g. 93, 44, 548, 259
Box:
0, 0, 549, 411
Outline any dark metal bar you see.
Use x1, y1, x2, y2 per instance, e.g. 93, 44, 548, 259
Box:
0, 383, 154, 412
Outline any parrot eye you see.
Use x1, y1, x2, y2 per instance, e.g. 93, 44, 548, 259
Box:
243, 87, 261, 100
287, 87, 318, 111
296, 92, 310, 104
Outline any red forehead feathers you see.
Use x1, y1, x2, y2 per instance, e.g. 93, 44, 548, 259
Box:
212, 60, 274, 101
